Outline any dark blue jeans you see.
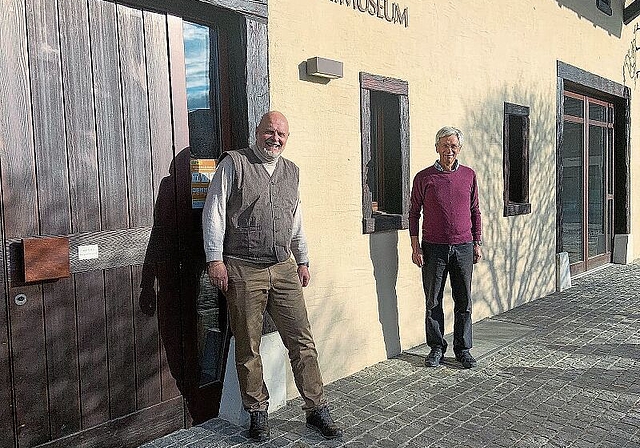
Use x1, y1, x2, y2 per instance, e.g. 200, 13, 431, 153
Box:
421, 242, 474, 356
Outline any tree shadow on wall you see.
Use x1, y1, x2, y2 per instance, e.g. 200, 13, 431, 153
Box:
462, 86, 557, 317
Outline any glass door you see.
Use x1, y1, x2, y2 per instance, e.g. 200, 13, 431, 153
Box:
560, 91, 614, 275
172, 12, 244, 423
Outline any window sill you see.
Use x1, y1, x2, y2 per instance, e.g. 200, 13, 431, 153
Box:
504, 202, 531, 217
363, 212, 408, 233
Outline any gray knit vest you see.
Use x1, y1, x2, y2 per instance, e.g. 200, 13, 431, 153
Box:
222, 148, 299, 264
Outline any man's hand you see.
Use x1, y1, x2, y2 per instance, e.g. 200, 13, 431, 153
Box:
297, 265, 310, 287
411, 250, 424, 267
410, 235, 423, 267
207, 261, 228, 292
473, 245, 483, 264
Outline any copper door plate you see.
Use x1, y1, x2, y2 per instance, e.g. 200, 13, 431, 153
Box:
22, 236, 71, 282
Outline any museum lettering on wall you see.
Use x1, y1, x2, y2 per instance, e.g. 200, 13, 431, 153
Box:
330, 0, 409, 27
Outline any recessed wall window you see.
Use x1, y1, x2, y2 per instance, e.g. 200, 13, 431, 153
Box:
596, 0, 612, 15
503, 102, 531, 216
360, 72, 410, 233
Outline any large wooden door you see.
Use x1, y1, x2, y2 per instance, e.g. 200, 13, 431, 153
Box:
0, 0, 247, 446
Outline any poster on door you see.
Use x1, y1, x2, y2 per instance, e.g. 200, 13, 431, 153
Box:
191, 158, 217, 209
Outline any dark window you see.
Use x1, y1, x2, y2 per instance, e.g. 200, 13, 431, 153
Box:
370, 91, 402, 214
360, 73, 410, 233
503, 102, 531, 216
596, 0, 612, 15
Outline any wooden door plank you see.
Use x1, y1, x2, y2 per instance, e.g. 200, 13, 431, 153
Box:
43, 277, 81, 439
0, 254, 12, 448
9, 284, 49, 447
117, 4, 154, 228
134, 12, 177, 406
118, 5, 160, 411
83, 0, 131, 419
132, 264, 161, 409
59, 0, 100, 233
0, 28, 15, 438
38, 396, 183, 448
105, 267, 136, 418
0, 0, 49, 446
144, 11, 174, 201
25, 0, 82, 440
0, 3, 38, 239
75, 271, 110, 429
51, 0, 101, 439
26, 0, 72, 235
89, 0, 129, 231
156, 262, 182, 401
118, 0, 268, 21
0, 203, 13, 448
142, 8, 181, 400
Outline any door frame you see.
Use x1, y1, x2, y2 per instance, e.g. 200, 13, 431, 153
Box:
162, 0, 270, 425
556, 61, 631, 276
561, 91, 614, 275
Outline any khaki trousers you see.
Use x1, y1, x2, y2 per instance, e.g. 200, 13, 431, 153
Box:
225, 257, 325, 412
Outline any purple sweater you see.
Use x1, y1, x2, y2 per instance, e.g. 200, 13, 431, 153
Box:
409, 164, 482, 244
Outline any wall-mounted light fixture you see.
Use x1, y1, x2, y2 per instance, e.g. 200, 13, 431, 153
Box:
306, 57, 343, 79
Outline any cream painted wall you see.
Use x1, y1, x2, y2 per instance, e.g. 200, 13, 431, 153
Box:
620, 16, 640, 261
624, 9, 639, 262
265, 0, 640, 397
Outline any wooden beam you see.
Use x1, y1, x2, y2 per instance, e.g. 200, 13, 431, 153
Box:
117, 0, 267, 21
624, 0, 640, 24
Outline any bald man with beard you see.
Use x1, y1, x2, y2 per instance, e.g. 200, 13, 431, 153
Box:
202, 111, 342, 442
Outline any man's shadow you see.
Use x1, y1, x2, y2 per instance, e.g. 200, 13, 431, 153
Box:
139, 147, 229, 424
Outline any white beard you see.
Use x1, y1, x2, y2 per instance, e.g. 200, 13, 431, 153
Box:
251, 143, 280, 163
262, 147, 282, 161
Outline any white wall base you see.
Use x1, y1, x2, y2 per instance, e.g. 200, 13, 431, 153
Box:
556, 252, 572, 292
613, 234, 632, 264
218, 333, 288, 427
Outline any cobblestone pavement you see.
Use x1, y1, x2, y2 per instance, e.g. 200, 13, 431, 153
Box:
141, 262, 640, 447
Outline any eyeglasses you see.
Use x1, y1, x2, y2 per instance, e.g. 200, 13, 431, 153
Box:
437, 144, 461, 150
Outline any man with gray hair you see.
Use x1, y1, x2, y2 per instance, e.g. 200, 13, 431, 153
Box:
408, 126, 482, 369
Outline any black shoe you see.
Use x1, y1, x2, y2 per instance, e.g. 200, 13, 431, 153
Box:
425, 346, 443, 367
249, 410, 270, 442
456, 351, 477, 369
306, 405, 343, 439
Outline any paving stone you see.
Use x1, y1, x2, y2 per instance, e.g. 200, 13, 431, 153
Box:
140, 263, 640, 448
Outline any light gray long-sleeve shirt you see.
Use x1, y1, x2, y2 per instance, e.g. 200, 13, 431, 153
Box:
202, 147, 309, 265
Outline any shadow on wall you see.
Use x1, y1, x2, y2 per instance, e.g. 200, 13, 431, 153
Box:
462, 86, 557, 317
555, 0, 622, 37
140, 147, 218, 424
369, 231, 402, 358
362, 86, 556, 361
